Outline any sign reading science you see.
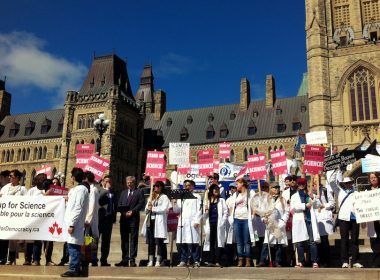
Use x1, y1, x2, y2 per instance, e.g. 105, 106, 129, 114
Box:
0, 196, 67, 241
303, 145, 325, 175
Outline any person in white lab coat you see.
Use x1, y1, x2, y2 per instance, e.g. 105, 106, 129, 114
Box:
203, 184, 228, 267
291, 178, 320, 268
61, 168, 89, 278
225, 182, 238, 266
172, 179, 202, 267
141, 180, 170, 267
83, 171, 99, 266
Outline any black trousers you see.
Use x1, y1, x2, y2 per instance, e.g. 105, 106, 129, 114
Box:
339, 219, 360, 264
120, 218, 139, 261
147, 219, 166, 258
318, 235, 330, 266
99, 217, 114, 263
0, 240, 8, 263
209, 223, 222, 264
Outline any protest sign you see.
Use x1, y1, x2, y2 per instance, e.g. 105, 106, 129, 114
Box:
361, 154, 380, 173
303, 145, 325, 175
219, 142, 231, 159
306, 131, 328, 144
36, 165, 53, 179
219, 163, 245, 180
247, 153, 267, 180
324, 152, 356, 171
169, 143, 190, 165
75, 144, 96, 169
354, 188, 380, 223
177, 164, 191, 175
0, 196, 67, 241
84, 154, 110, 182
145, 151, 166, 177
167, 208, 179, 232
197, 149, 214, 176
270, 149, 287, 175
48, 185, 69, 196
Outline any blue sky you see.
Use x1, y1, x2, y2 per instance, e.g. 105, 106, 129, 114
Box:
1, 0, 307, 115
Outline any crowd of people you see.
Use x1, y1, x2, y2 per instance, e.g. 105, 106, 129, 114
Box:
0, 166, 380, 277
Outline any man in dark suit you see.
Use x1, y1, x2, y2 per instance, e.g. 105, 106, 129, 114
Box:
98, 175, 117, 266
115, 176, 145, 267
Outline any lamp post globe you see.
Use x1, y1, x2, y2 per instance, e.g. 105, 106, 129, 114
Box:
94, 113, 109, 155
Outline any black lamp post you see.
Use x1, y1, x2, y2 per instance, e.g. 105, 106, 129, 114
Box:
93, 113, 110, 155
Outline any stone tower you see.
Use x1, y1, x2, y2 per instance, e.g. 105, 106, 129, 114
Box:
0, 79, 11, 122
135, 65, 155, 114
306, 0, 380, 147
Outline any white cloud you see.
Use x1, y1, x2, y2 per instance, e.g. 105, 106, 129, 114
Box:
0, 31, 87, 107
155, 53, 195, 78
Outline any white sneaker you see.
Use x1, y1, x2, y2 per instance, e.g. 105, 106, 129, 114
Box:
193, 262, 200, 268
342, 263, 349, 268
147, 260, 154, 267
177, 261, 187, 267
353, 263, 364, 268
155, 261, 161, 267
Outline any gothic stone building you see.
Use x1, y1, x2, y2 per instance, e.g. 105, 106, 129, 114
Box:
306, 0, 380, 176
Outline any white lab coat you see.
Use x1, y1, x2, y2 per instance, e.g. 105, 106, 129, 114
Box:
330, 181, 356, 222
203, 198, 228, 251
85, 184, 99, 238
173, 192, 202, 244
0, 183, 27, 196
64, 184, 89, 245
225, 195, 235, 244
291, 191, 320, 243
226, 191, 255, 245
141, 194, 171, 239
251, 192, 269, 238
313, 187, 335, 236
263, 196, 289, 246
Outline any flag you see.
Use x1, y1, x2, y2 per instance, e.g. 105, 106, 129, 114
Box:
294, 133, 307, 152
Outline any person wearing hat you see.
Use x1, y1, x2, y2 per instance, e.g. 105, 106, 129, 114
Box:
330, 177, 363, 268
291, 177, 320, 268
141, 180, 170, 267
257, 184, 289, 267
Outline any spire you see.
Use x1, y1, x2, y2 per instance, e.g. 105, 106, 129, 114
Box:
135, 65, 155, 113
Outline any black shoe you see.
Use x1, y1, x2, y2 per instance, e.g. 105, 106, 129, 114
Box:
129, 261, 137, 267
256, 262, 266, 267
101, 262, 111, 267
91, 262, 98, 267
115, 260, 129, 267
58, 261, 67, 266
274, 263, 282, 267
61, 270, 80, 277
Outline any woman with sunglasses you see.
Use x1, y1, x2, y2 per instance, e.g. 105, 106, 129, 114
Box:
0, 169, 27, 265
141, 180, 170, 267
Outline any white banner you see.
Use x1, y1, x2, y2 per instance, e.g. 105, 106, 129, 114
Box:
354, 188, 380, 223
0, 196, 67, 241
169, 143, 190, 165
306, 131, 328, 144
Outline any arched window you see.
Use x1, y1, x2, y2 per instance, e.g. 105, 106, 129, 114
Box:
22, 149, 26, 161
254, 147, 259, 154
21, 170, 26, 186
208, 113, 214, 122
249, 148, 253, 155
348, 67, 378, 121
54, 145, 59, 158
26, 148, 30, 160
43, 147, 47, 159
230, 149, 235, 162
180, 127, 189, 141
279, 145, 283, 150
187, 115, 193, 124
167, 118, 173, 127
230, 111, 236, 120
1, 150, 5, 162
34, 147, 38, 160
17, 149, 21, 161
220, 123, 228, 138
206, 125, 215, 139
248, 120, 257, 136
5, 150, 10, 162
274, 145, 278, 151
10, 150, 14, 162
268, 146, 272, 158
244, 148, 248, 161
38, 147, 42, 160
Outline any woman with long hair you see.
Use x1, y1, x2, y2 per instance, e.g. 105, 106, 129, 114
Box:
203, 184, 228, 267
141, 180, 170, 267
229, 179, 255, 267
367, 172, 380, 267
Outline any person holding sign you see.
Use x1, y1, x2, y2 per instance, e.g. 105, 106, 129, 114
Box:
291, 178, 320, 268
330, 177, 363, 268
367, 172, 380, 268
229, 179, 255, 267
202, 184, 228, 267
141, 180, 170, 267
0, 169, 27, 265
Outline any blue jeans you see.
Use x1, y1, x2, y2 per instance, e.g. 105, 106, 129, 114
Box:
68, 243, 81, 272
259, 244, 283, 265
296, 221, 318, 264
233, 219, 251, 257
180, 243, 199, 263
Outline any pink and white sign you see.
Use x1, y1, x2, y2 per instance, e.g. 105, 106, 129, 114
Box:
177, 164, 191, 175
247, 153, 267, 180
47, 185, 69, 196
36, 165, 53, 179
197, 149, 214, 176
84, 154, 110, 182
75, 144, 96, 169
219, 143, 231, 159
145, 151, 166, 177
213, 159, 220, 174
270, 149, 287, 176
303, 145, 325, 175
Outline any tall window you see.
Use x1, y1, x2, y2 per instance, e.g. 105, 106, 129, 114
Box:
333, 0, 351, 28
348, 67, 378, 121
362, 0, 380, 24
